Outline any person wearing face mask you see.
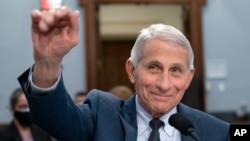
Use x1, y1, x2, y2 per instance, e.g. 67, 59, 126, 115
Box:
0, 88, 54, 141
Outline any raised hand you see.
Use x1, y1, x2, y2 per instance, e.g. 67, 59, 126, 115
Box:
30, 6, 79, 87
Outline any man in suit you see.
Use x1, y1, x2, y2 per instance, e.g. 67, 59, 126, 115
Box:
18, 6, 230, 141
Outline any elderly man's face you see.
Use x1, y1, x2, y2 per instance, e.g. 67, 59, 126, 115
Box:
126, 39, 194, 117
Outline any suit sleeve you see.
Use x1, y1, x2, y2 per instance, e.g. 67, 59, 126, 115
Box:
18, 68, 94, 141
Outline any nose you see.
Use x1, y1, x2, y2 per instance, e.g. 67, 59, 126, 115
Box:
156, 72, 171, 92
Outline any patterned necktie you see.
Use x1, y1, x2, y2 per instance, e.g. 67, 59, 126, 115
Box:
148, 118, 164, 141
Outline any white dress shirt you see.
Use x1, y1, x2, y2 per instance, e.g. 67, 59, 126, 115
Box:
135, 95, 181, 141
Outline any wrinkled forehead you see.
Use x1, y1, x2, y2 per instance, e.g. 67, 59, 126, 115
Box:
141, 39, 190, 66
142, 38, 188, 55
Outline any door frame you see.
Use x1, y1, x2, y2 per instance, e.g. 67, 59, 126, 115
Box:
79, 0, 206, 110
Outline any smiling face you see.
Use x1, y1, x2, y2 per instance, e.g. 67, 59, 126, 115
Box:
126, 39, 194, 117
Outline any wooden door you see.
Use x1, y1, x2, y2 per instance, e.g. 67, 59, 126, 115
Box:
101, 40, 134, 91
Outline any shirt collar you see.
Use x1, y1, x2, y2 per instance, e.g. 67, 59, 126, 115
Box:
135, 95, 177, 137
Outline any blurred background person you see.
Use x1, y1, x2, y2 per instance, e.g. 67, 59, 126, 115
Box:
109, 85, 134, 100
74, 91, 88, 105
0, 88, 53, 141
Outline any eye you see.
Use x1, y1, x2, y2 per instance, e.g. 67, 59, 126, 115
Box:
170, 67, 181, 73
148, 65, 161, 73
149, 65, 156, 69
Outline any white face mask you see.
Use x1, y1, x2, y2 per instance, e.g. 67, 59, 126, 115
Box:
18, 108, 30, 112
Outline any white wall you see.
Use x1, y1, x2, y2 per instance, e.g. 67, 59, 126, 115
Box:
203, 0, 250, 112
0, 0, 86, 123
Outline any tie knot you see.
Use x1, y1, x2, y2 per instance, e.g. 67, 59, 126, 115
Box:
149, 118, 164, 130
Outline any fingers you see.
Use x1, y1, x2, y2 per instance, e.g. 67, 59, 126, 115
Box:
39, 9, 56, 32
31, 10, 41, 31
31, 9, 41, 22
70, 10, 80, 34
31, 6, 73, 33
55, 6, 71, 19
44, 9, 56, 26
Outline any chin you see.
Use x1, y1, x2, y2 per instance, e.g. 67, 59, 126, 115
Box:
150, 105, 170, 118
151, 110, 166, 118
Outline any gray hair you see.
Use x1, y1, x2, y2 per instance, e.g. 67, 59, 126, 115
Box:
129, 23, 194, 69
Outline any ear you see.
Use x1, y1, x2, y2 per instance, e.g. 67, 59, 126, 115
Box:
125, 59, 136, 84
185, 68, 195, 89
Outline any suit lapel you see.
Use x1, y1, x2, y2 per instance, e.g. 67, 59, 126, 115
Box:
119, 95, 138, 141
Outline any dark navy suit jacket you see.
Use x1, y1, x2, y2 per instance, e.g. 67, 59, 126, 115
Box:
18, 69, 230, 141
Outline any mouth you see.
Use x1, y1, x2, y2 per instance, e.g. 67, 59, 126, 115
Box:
151, 92, 173, 100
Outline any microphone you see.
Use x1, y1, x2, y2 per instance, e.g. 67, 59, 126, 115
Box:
169, 113, 200, 141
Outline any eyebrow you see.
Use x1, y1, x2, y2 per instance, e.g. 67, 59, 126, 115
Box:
171, 62, 183, 68
147, 60, 163, 67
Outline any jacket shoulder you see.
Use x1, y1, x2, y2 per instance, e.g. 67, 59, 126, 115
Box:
178, 103, 230, 140
84, 89, 125, 109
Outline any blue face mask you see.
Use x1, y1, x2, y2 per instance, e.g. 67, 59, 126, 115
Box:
14, 111, 32, 127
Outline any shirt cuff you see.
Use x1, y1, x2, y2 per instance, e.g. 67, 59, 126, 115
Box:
28, 65, 61, 94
